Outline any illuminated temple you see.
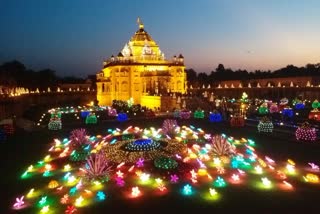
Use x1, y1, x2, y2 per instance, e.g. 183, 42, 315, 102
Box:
96, 19, 186, 109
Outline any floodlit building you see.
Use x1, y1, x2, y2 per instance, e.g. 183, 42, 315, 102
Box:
96, 18, 186, 108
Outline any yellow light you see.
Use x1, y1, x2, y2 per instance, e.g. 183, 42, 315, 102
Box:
304, 173, 319, 183
288, 159, 295, 166
213, 158, 221, 166
140, 173, 150, 182
209, 188, 217, 196
198, 168, 207, 176
255, 165, 263, 174
44, 155, 51, 162
40, 205, 50, 213
27, 188, 35, 198
64, 164, 71, 171
68, 176, 76, 184
27, 165, 34, 172
45, 164, 52, 171
75, 196, 84, 207
261, 177, 271, 187
94, 181, 101, 186
155, 178, 163, 184
286, 164, 295, 174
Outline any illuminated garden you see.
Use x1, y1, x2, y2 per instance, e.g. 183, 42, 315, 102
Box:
2, 3, 320, 213
6, 110, 320, 213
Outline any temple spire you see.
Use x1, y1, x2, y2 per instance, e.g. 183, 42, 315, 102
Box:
137, 17, 144, 29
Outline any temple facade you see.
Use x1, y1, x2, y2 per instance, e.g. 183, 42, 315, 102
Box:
96, 19, 186, 108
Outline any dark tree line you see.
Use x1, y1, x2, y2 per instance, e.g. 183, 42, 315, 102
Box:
187, 63, 320, 87
0, 60, 91, 90
2, 60, 320, 91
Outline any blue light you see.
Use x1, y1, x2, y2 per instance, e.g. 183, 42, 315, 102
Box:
134, 139, 152, 146
96, 191, 106, 200
209, 112, 222, 122
182, 184, 193, 195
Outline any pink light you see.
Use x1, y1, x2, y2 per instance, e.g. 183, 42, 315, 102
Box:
116, 177, 125, 187
117, 162, 125, 169
158, 184, 167, 192
60, 194, 69, 204
183, 157, 190, 163
231, 174, 240, 181
308, 163, 319, 171
197, 159, 207, 168
13, 196, 24, 209
190, 169, 197, 178
191, 178, 198, 183
283, 181, 292, 188
116, 170, 124, 178
268, 165, 275, 170
265, 156, 275, 164
170, 174, 179, 183
237, 169, 245, 175
128, 165, 135, 172
175, 154, 182, 159
277, 171, 287, 179
136, 158, 144, 167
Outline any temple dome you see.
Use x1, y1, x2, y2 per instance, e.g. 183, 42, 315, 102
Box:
120, 18, 164, 60
130, 28, 154, 42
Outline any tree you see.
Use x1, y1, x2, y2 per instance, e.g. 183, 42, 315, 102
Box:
216, 64, 225, 73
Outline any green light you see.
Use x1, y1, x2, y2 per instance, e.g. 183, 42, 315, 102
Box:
213, 176, 226, 187
43, 170, 52, 177
37, 161, 44, 166
21, 171, 29, 179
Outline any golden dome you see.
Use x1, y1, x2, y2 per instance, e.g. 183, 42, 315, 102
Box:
130, 28, 154, 42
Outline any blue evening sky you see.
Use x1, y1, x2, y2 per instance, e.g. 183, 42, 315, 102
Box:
0, 0, 319, 77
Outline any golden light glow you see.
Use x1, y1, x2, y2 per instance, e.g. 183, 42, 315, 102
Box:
96, 19, 186, 109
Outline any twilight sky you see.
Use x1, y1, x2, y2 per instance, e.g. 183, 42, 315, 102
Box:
0, 0, 319, 77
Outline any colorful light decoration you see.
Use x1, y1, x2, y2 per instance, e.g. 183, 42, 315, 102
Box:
295, 122, 317, 142
269, 103, 279, 113
230, 114, 245, 127
180, 110, 191, 119
40, 205, 50, 213
65, 205, 77, 214
60, 194, 70, 204
258, 104, 269, 115
117, 113, 128, 122
75, 196, 84, 206
257, 117, 273, 133
214, 176, 226, 187
194, 109, 205, 119
209, 112, 223, 122
13, 196, 25, 209
261, 177, 271, 187
12, 124, 320, 213
131, 186, 141, 197
154, 157, 178, 170
304, 173, 319, 183
48, 116, 62, 130
209, 188, 217, 196
282, 108, 294, 118
182, 184, 193, 195
170, 174, 179, 183
85, 113, 98, 124
80, 110, 90, 118
96, 191, 106, 200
